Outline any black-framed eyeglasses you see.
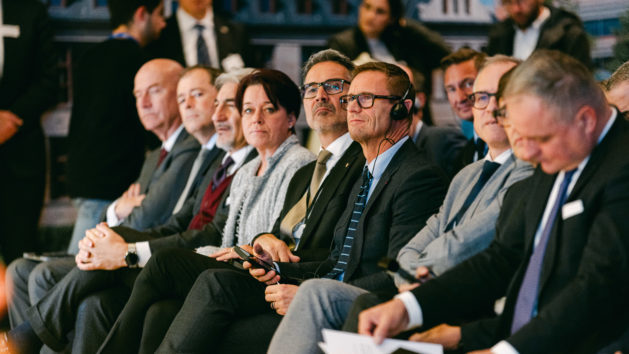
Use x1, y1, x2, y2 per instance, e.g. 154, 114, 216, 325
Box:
339, 93, 402, 110
468, 92, 498, 109
301, 79, 349, 99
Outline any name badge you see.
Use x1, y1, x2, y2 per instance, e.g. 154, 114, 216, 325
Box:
0, 25, 20, 38
562, 199, 584, 220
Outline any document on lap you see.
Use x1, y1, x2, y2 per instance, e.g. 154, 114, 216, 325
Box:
319, 329, 443, 354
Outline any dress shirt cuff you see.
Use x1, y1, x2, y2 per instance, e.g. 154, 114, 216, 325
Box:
394, 291, 423, 330
135, 242, 151, 268
491, 340, 520, 354
106, 200, 122, 227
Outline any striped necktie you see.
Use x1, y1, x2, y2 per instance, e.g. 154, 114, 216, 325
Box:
324, 166, 372, 279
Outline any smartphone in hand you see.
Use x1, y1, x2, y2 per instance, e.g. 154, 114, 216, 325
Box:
233, 246, 278, 274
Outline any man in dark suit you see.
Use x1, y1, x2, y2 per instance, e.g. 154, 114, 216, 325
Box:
95, 48, 368, 353
0, 0, 56, 264
357, 50, 629, 354
405, 66, 466, 179
486, 0, 591, 68
147, 0, 250, 70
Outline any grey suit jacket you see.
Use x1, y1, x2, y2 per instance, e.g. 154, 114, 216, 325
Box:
396, 152, 533, 279
121, 130, 200, 230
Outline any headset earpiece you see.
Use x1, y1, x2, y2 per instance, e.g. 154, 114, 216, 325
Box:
389, 84, 412, 121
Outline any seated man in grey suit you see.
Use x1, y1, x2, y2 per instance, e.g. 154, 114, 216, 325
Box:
4, 60, 218, 353
266, 55, 533, 354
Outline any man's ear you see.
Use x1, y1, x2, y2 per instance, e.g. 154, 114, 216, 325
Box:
132, 5, 149, 25
403, 99, 413, 113
576, 105, 597, 135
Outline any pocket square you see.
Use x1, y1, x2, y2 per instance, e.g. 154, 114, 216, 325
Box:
562, 199, 584, 219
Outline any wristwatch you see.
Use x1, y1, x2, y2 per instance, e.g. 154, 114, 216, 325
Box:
124, 243, 139, 268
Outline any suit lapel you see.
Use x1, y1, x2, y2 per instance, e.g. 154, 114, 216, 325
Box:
303, 143, 362, 239
347, 141, 410, 279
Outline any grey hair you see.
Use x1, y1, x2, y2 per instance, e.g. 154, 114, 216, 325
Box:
503, 50, 607, 121
605, 60, 629, 92
301, 49, 354, 83
215, 68, 256, 91
477, 55, 522, 74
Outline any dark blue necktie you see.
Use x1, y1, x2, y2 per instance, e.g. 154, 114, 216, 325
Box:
324, 166, 372, 279
194, 24, 211, 66
444, 160, 501, 232
510, 168, 578, 334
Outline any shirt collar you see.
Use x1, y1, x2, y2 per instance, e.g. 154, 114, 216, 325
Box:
202, 133, 218, 150
162, 125, 184, 152
322, 132, 353, 159
517, 6, 550, 32
412, 121, 424, 142
226, 145, 254, 170
485, 148, 512, 164
177, 6, 214, 32
367, 136, 409, 180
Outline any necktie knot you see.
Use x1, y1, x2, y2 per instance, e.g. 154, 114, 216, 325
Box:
157, 147, 168, 167
317, 149, 333, 166
212, 156, 235, 191
361, 166, 373, 186
475, 138, 487, 159
481, 160, 501, 177
194, 23, 205, 32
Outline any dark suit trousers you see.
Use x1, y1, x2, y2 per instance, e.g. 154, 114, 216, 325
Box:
98, 248, 239, 354
25, 266, 138, 351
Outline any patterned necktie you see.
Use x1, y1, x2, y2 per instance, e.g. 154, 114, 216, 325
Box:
475, 138, 487, 160
279, 149, 333, 238
212, 156, 234, 191
510, 168, 578, 334
194, 24, 211, 66
444, 161, 501, 232
156, 148, 168, 168
324, 166, 373, 279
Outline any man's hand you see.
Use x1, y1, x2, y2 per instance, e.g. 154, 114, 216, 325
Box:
397, 266, 434, 293
408, 324, 461, 350
467, 350, 492, 354
264, 284, 299, 315
75, 223, 127, 271
253, 234, 300, 263
358, 298, 409, 345
246, 244, 280, 285
211, 245, 254, 262
0, 110, 23, 144
114, 183, 146, 220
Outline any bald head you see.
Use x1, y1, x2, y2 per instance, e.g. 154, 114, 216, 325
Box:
133, 59, 184, 141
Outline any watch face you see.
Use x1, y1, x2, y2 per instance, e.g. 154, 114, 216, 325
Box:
125, 252, 139, 266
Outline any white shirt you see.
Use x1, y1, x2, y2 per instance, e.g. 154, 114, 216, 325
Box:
135, 144, 254, 267
177, 7, 219, 68
412, 121, 424, 143
292, 132, 354, 245
366, 38, 397, 64
512, 6, 551, 60
105, 125, 185, 226
398, 109, 617, 353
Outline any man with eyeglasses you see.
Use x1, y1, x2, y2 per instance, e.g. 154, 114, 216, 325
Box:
265, 55, 534, 354
486, 0, 591, 68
